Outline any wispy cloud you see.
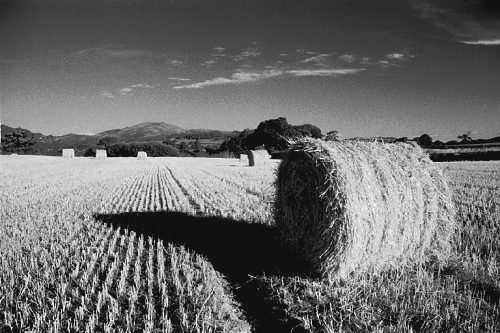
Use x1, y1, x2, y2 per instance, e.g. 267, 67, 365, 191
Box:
100, 92, 114, 98
173, 46, 411, 89
301, 53, 331, 64
117, 83, 154, 96
119, 87, 133, 95
387, 53, 405, 60
409, 0, 500, 45
460, 38, 500, 45
287, 68, 365, 77
386, 52, 415, 61
168, 77, 191, 81
173, 70, 282, 89
339, 54, 356, 63
173, 67, 364, 89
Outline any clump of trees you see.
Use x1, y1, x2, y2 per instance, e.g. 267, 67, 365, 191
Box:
106, 142, 180, 157
1, 129, 36, 154
219, 117, 322, 155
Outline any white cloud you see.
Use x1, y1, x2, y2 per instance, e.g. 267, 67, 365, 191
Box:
173, 67, 364, 89
387, 53, 405, 60
100, 92, 114, 98
460, 39, 500, 45
120, 87, 133, 94
117, 83, 154, 96
240, 48, 261, 58
130, 84, 153, 88
202, 59, 217, 66
168, 77, 191, 81
286, 68, 365, 77
339, 54, 356, 63
173, 69, 282, 89
302, 54, 331, 63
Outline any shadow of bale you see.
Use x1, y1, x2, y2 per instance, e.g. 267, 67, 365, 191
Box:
94, 211, 312, 332
94, 211, 310, 281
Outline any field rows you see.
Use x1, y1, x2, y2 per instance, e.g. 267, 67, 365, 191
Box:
1, 156, 499, 332
0, 157, 255, 332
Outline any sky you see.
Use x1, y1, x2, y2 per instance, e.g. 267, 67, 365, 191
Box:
1, 0, 499, 141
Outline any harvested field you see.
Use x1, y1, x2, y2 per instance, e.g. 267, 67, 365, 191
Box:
0, 156, 499, 332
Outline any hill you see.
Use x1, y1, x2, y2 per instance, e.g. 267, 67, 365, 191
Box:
1, 122, 236, 155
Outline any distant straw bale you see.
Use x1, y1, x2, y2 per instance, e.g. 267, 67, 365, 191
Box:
62, 149, 75, 158
96, 149, 107, 159
240, 154, 249, 163
275, 138, 455, 280
248, 150, 270, 167
137, 151, 147, 160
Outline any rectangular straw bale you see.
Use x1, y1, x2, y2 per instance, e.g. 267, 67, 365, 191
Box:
62, 148, 75, 158
96, 149, 107, 159
248, 150, 270, 166
137, 151, 147, 160
239, 154, 249, 163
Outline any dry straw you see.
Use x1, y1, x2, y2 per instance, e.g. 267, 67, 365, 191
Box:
275, 138, 455, 280
137, 151, 147, 160
96, 149, 107, 159
240, 154, 249, 163
248, 150, 270, 166
62, 148, 75, 158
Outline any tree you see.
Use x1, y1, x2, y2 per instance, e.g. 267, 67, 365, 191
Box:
325, 130, 340, 141
293, 124, 322, 138
179, 141, 189, 152
253, 117, 299, 151
2, 129, 36, 153
97, 136, 119, 148
457, 131, 472, 143
417, 134, 433, 147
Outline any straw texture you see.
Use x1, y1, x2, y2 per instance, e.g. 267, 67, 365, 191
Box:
240, 154, 249, 163
96, 149, 107, 159
275, 138, 455, 280
248, 150, 270, 166
62, 149, 75, 158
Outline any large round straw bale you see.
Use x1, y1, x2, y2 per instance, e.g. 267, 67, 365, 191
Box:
248, 150, 270, 166
62, 148, 75, 158
275, 138, 455, 280
96, 149, 107, 159
137, 151, 148, 160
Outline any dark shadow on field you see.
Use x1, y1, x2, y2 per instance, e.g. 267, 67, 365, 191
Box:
439, 262, 500, 305
94, 211, 310, 333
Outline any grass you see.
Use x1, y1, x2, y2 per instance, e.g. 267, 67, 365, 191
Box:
251, 161, 500, 332
0, 157, 498, 332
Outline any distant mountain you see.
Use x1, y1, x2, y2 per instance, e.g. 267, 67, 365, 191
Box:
95, 122, 185, 142
1, 122, 236, 155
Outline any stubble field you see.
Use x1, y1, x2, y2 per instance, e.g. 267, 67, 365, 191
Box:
0, 156, 499, 332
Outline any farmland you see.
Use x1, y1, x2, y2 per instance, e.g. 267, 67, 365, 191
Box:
1, 156, 499, 332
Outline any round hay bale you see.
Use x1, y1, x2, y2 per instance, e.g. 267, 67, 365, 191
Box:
275, 138, 455, 280
137, 151, 147, 160
248, 150, 270, 167
96, 149, 107, 159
